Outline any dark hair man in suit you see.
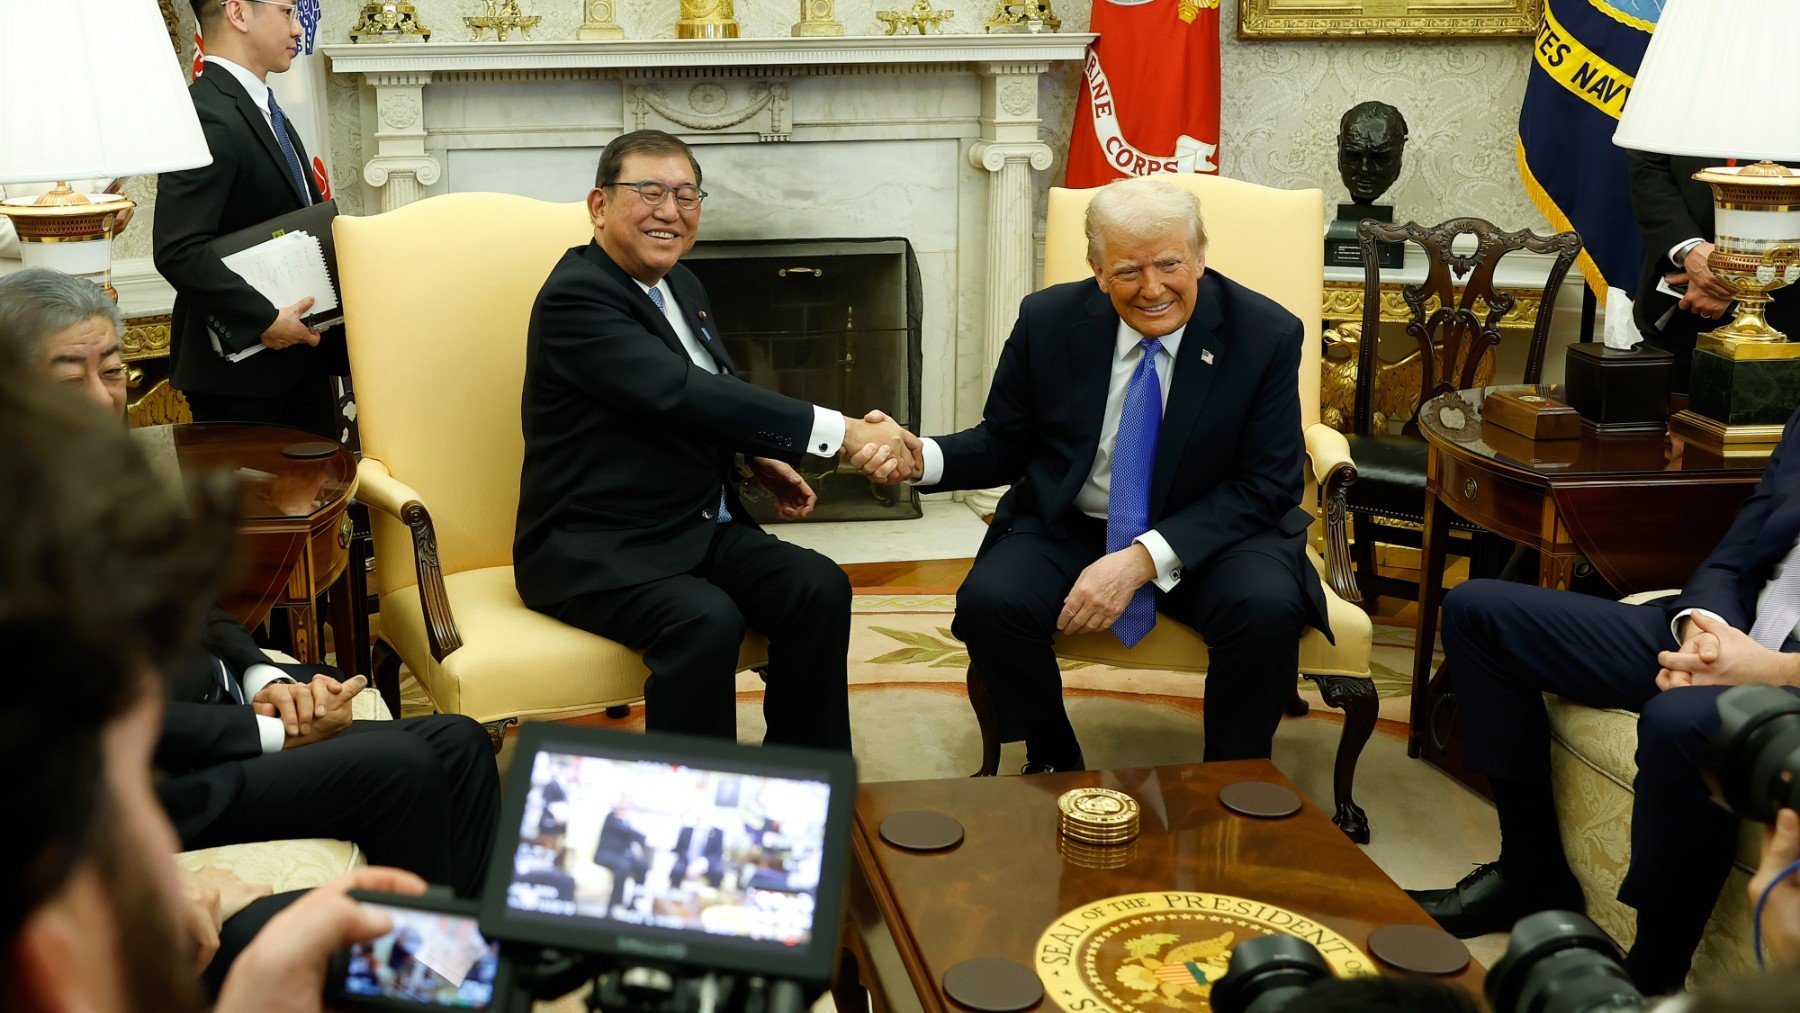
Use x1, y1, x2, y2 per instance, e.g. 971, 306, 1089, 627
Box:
1407, 407, 1800, 994
854, 177, 1332, 772
153, 0, 345, 438
0, 268, 501, 928
1628, 151, 1799, 392
0, 367, 431, 1013
516, 130, 914, 750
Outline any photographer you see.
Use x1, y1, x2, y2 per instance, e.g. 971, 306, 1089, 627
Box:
0, 367, 424, 1012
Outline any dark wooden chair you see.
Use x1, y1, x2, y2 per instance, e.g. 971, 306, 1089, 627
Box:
1344, 217, 1582, 602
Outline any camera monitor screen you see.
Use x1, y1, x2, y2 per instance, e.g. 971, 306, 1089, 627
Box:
330, 896, 505, 1010
482, 725, 857, 982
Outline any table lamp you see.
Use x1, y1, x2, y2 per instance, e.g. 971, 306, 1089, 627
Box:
1612, 0, 1800, 456
0, 0, 211, 300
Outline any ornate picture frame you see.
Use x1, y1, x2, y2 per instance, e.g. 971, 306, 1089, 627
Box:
1237, 0, 1541, 39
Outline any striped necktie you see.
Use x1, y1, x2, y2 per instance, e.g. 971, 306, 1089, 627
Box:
266, 90, 313, 207
1107, 337, 1164, 647
649, 285, 731, 526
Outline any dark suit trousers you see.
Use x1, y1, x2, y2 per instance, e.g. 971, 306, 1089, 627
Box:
183, 714, 500, 897
186, 375, 339, 439
954, 517, 1309, 761
1445, 579, 1794, 948
550, 520, 853, 750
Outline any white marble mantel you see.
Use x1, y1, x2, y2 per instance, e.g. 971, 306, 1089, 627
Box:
324, 35, 1093, 449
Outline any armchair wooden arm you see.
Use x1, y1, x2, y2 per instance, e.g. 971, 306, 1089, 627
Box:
354, 459, 464, 661
1305, 422, 1362, 604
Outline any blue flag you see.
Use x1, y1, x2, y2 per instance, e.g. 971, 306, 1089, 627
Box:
1517, 0, 1660, 292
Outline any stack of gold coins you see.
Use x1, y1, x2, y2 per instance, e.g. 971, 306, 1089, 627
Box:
1057, 787, 1140, 846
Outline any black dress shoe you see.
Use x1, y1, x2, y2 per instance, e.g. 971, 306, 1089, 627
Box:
1019, 760, 1084, 775
1406, 862, 1585, 938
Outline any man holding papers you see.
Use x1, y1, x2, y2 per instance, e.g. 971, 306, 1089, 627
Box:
154, 0, 345, 437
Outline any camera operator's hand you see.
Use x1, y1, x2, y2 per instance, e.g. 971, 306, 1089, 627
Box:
1656, 612, 1800, 690
178, 865, 273, 972
215, 867, 427, 1013
1752, 808, 1800, 965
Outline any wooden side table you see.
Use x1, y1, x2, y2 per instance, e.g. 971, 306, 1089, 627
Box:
1408, 386, 1763, 761
133, 422, 367, 679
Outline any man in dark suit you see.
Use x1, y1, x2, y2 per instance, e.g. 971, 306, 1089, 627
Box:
1408, 404, 1800, 994
855, 177, 1331, 772
1629, 151, 1800, 392
593, 807, 651, 916
670, 823, 727, 889
161, 606, 502, 899
153, 0, 346, 438
515, 130, 914, 750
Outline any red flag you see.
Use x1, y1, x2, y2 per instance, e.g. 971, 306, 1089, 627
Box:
1064, 0, 1220, 187
192, 32, 205, 80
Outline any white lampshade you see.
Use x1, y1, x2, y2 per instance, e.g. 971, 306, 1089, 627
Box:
1612, 0, 1800, 161
0, 0, 211, 183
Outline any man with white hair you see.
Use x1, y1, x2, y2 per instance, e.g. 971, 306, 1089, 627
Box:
856, 176, 1331, 771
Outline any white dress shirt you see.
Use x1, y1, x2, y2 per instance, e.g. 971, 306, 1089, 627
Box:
239, 663, 300, 753
915, 319, 1188, 591
634, 278, 844, 455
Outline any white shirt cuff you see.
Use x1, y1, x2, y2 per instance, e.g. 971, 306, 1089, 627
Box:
255, 714, 286, 754
1670, 608, 1727, 643
240, 663, 294, 701
908, 437, 945, 487
1134, 530, 1184, 592
807, 406, 845, 457
1669, 237, 1705, 267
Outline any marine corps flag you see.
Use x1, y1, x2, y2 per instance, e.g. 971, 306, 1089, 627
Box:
1516, 0, 1657, 292
1065, 0, 1220, 188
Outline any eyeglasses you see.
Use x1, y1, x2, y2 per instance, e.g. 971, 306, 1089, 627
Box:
606, 180, 708, 211
225, 0, 302, 24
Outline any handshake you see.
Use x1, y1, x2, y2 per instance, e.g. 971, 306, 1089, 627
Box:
840, 410, 925, 485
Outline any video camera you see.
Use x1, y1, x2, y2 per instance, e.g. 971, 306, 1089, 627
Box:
325, 724, 858, 1013
1705, 683, 1800, 824
1209, 912, 1652, 1013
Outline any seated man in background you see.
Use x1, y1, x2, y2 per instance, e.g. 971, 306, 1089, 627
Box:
1407, 405, 1800, 995
856, 176, 1331, 772
515, 129, 914, 750
0, 267, 501, 903
0, 366, 428, 1013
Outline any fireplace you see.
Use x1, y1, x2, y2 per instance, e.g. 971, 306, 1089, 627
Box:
685, 238, 923, 522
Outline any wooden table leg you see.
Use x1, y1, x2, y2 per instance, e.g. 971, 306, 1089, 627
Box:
285, 602, 321, 664
324, 564, 363, 681
1409, 483, 1452, 759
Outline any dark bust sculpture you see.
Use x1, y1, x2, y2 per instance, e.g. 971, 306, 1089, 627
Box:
1337, 101, 1408, 206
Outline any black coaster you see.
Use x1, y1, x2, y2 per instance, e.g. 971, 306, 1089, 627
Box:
1218, 781, 1302, 819
880, 810, 964, 851
281, 440, 339, 459
1367, 924, 1471, 976
941, 958, 1044, 1011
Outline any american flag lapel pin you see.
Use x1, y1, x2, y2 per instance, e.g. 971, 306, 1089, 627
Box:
698, 309, 714, 340
1201, 349, 1215, 365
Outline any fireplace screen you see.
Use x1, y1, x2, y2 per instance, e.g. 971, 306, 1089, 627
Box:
684, 238, 923, 522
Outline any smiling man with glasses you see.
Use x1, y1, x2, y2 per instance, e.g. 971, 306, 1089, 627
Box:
151, 0, 346, 438
515, 129, 916, 752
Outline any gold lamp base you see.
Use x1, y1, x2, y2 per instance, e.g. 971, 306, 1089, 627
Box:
1668, 408, 1784, 460
1690, 162, 1800, 360
0, 184, 134, 300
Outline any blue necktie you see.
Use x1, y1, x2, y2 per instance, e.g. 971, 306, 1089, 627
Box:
1107, 337, 1164, 647
266, 91, 313, 207
649, 286, 731, 526
212, 655, 247, 705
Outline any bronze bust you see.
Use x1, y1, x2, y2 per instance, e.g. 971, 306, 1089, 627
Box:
1337, 101, 1408, 206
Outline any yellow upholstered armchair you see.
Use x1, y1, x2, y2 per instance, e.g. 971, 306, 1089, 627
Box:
335, 193, 765, 739
967, 174, 1378, 841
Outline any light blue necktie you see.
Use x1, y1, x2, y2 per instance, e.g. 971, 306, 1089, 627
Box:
1107, 338, 1163, 647
212, 655, 247, 705
266, 91, 313, 207
649, 285, 731, 526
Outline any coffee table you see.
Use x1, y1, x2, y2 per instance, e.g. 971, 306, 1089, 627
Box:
834, 760, 1484, 1012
